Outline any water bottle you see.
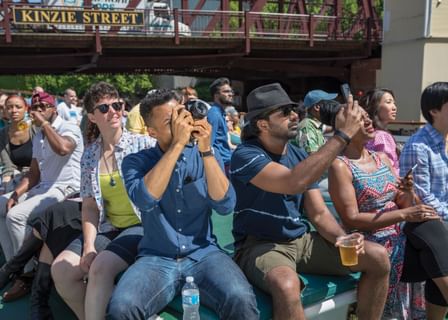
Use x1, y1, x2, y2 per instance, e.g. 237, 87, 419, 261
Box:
182, 276, 200, 320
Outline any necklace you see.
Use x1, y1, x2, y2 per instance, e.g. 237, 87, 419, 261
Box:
102, 151, 117, 187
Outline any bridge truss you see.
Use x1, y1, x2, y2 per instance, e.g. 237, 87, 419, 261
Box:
0, 0, 382, 81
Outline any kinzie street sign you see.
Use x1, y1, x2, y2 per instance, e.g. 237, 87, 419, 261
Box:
13, 7, 144, 26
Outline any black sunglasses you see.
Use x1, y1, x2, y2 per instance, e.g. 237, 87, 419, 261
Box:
264, 105, 296, 118
31, 103, 53, 111
94, 102, 122, 114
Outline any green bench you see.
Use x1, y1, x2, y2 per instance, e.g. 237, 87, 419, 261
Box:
0, 210, 360, 319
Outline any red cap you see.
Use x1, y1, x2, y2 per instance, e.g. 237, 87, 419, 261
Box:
31, 91, 55, 107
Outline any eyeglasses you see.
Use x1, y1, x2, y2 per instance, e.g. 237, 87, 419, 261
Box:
94, 102, 122, 114
31, 103, 53, 111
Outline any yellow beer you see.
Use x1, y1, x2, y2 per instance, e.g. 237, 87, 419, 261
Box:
17, 120, 32, 131
339, 245, 358, 266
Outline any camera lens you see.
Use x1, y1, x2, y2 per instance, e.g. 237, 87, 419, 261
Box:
319, 100, 341, 127
185, 99, 209, 120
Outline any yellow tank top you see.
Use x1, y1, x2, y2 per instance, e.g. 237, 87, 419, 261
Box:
99, 171, 139, 228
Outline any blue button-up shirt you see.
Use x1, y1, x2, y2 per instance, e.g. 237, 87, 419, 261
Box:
400, 124, 448, 220
207, 103, 232, 165
122, 143, 236, 260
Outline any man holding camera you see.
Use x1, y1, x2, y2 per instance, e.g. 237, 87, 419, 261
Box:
230, 83, 390, 320
107, 89, 258, 320
293, 89, 339, 154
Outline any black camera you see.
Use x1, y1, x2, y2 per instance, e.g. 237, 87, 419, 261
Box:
319, 100, 342, 127
185, 99, 209, 120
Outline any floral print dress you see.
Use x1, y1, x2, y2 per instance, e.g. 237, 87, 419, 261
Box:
338, 152, 425, 319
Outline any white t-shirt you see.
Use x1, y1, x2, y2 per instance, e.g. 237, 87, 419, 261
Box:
57, 101, 83, 125
32, 116, 84, 190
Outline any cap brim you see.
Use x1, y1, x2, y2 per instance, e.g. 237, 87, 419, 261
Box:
304, 93, 338, 109
245, 102, 299, 121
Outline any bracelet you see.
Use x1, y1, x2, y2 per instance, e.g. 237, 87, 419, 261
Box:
334, 130, 351, 145
41, 121, 50, 128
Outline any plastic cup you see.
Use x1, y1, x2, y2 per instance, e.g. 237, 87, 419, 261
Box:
337, 234, 360, 266
17, 119, 33, 131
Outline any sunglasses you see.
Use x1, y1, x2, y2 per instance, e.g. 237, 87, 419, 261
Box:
31, 103, 53, 111
94, 102, 122, 114
264, 105, 296, 118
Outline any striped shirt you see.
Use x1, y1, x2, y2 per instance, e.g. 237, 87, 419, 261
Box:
400, 124, 448, 221
230, 139, 318, 245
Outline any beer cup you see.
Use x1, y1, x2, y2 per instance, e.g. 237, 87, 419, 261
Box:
337, 234, 360, 266
17, 119, 33, 131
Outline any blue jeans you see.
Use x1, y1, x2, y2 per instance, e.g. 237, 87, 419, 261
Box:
106, 250, 259, 320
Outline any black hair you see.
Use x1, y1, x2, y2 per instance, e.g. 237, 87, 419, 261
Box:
140, 89, 176, 127
209, 77, 230, 97
5, 94, 28, 108
240, 114, 266, 142
421, 82, 448, 124
359, 88, 395, 130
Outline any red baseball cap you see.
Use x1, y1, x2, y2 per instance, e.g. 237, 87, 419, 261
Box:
31, 91, 56, 107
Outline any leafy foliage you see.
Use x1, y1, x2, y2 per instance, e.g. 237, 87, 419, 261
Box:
23, 74, 153, 100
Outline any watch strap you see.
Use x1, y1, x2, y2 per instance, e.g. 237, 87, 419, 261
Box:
200, 149, 214, 158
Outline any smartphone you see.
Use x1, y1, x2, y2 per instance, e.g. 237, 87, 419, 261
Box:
340, 83, 351, 103
405, 164, 418, 177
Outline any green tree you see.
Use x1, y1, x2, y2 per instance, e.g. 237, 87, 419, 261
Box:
23, 74, 153, 100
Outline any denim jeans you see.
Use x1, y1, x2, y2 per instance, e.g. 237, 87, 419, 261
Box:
106, 250, 259, 320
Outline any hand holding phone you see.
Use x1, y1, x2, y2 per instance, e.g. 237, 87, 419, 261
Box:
405, 164, 418, 178
340, 83, 351, 103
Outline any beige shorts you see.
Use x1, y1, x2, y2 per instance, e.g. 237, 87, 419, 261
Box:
234, 232, 351, 293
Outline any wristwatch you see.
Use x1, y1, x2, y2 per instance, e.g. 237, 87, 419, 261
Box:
200, 148, 215, 158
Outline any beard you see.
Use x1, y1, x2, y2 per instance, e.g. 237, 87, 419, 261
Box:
218, 96, 233, 107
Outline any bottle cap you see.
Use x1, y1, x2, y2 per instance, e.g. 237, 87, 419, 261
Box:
186, 276, 194, 283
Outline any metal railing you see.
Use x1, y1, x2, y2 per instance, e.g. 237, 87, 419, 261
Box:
1, 3, 382, 44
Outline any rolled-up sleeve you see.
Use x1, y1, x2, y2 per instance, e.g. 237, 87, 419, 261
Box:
122, 151, 159, 212
401, 143, 448, 220
206, 149, 236, 214
209, 183, 236, 215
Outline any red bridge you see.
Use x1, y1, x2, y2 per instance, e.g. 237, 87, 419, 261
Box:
0, 0, 382, 87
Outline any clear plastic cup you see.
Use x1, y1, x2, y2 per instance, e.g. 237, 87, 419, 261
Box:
17, 119, 33, 131
337, 234, 361, 266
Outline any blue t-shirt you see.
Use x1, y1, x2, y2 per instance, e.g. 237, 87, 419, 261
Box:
207, 104, 232, 165
230, 139, 318, 245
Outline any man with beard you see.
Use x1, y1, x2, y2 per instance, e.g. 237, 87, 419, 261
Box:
230, 83, 390, 320
208, 77, 234, 174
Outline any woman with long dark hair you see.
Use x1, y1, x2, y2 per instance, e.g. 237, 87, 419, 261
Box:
329, 109, 447, 319
360, 88, 400, 174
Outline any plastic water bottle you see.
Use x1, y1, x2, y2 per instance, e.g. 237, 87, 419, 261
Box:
182, 276, 200, 320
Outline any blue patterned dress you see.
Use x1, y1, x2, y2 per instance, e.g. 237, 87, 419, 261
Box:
339, 152, 425, 319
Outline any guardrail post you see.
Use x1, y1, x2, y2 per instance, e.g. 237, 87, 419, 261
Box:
244, 10, 250, 55
2, 0, 12, 43
308, 14, 314, 47
174, 8, 180, 45
366, 17, 372, 55
95, 26, 102, 54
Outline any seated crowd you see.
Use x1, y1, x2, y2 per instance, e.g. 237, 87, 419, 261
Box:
0, 80, 447, 320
